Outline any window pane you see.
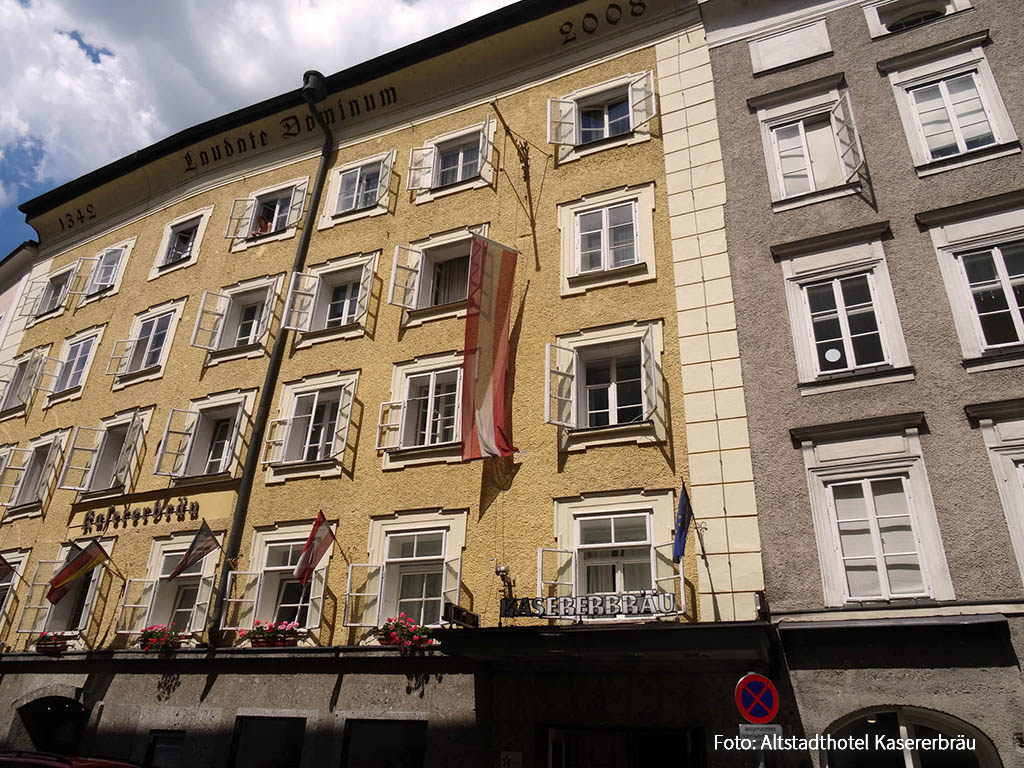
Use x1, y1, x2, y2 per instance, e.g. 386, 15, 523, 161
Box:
871, 479, 908, 516
585, 563, 616, 593
832, 484, 867, 520
844, 558, 882, 598
884, 554, 924, 594
839, 275, 871, 307
946, 73, 994, 150
623, 561, 652, 591
806, 283, 837, 314
585, 361, 611, 386
774, 123, 811, 197
580, 108, 605, 143
607, 98, 630, 136
399, 572, 425, 600
850, 332, 885, 365
878, 516, 916, 555
337, 169, 359, 212
587, 386, 610, 413
432, 255, 469, 306
580, 517, 613, 545
357, 168, 380, 209
804, 114, 843, 191
912, 84, 958, 159
415, 533, 444, 557
613, 516, 646, 543
388, 534, 417, 559
838, 521, 874, 559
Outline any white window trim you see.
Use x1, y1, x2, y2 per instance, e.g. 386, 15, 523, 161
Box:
549, 71, 656, 165
0, 428, 70, 521
557, 185, 656, 297
45, 324, 106, 408
780, 239, 913, 393
0, 547, 28, 628
927, 205, 1024, 370
884, 40, 1018, 175
975, 414, 1024, 586
0, 345, 57, 421
73, 237, 135, 310
110, 297, 187, 391
24, 263, 77, 328
379, 351, 463, 470
799, 425, 954, 607
149, 206, 214, 280
264, 370, 359, 484
862, 0, 973, 40
228, 177, 309, 252
290, 253, 378, 347
195, 273, 284, 366
409, 118, 496, 205
154, 388, 256, 482
548, 320, 666, 452
318, 151, 394, 229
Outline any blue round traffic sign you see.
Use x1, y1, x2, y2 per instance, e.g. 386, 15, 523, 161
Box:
735, 673, 779, 724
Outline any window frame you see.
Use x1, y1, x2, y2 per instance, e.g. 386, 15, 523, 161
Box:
0, 346, 60, 418
154, 389, 255, 481
283, 252, 377, 345
150, 206, 214, 280
973, 408, 1024, 588
0, 548, 28, 628
191, 274, 282, 362
406, 118, 496, 203
21, 263, 77, 324
226, 177, 309, 251
58, 408, 149, 497
47, 325, 105, 405
0, 429, 69, 519
320, 151, 395, 228
863, 0, 973, 39
107, 298, 186, 389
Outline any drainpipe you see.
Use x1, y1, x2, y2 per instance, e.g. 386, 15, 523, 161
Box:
206, 70, 334, 646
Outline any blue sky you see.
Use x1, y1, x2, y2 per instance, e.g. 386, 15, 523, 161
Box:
0, 0, 516, 257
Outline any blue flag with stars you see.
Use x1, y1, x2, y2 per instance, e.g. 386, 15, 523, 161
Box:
673, 481, 693, 563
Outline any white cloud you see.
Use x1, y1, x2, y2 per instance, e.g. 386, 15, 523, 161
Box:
0, 0, 516, 208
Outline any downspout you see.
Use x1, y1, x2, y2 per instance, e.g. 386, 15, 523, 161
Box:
206, 71, 334, 646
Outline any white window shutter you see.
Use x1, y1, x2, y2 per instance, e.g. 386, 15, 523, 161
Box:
111, 412, 145, 488
479, 115, 494, 180
255, 289, 274, 340
226, 198, 255, 240
0, 448, 31, 508
76, 565, 106, 633
831, 91, 866, 182
17, 559, 61, 633
287, 180, 308, 228
343, 562, 382, 627
190, 290, 230, 351
0, 361, 16, 407
629, 71, 657, 131
221, 571, 262, 630
443, 555, 463, 610
283, 272, 320, 332
261, 417, 290, 465
58, 426, 104, 491
116, 578, 157, 633
376, 400, 404, 450
67, 257, 97, 297
34, 441, 63, 509
544, 342, 577, 428
354, 255, 376, 323
189, 574, 216, 634
547, 98, 578, 145
222, 403, 246, 472
377, 150, 395, 204
406, 146, 435, 191
653, 540, 684, 615
640, 323, 658, 420
154, 408, 199, 477
333, 379, 357, 458
306, 563, 329, 630
536, 547, 575, 600
387, 245, 423, 309
19, 277, 48, 317
31, 355, 63, 394
105, 339, 135, 376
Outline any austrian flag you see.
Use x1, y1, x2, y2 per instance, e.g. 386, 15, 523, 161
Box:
294, 511, 335, 587
461, 235, 518, 461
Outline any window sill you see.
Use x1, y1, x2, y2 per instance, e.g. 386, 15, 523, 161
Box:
0, 403, 27, 423
318, 202, 388, 230
295, 322, 365, 349
798, 365, 916, 395
112, 364, 164, 391
381, 441, 463, 470
771, 181, 861, 213
231, 226, 297, 252
45, 384, 83, 408
148, 255, 198, 281
264, 457, 342, 485
413, 174, 491, 205
564, 261, 651, 296
206, 342, 265, 367
915, 141, 1021, 177
562, 420, 661, 453
170, 471, 233, 488
962, 346, 1024, 373
404, 301, 467, 329
78, 284, 115, 308
2, 501, 43, 522
28, 306, 65, 327
557, 128, 651, 165
77, 484, 127, 504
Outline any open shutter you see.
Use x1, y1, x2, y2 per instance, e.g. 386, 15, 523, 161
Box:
286, 180, 308, 228
17, 559, 61, 633
547, 99, 578, 146
376, 401, 403, 450
226, 198, 255, 240
0, 361, 17, 407
189, 574, 216, 634
306, 563, 329, 631
0, 448, 31, 508
116, 578, 157, 633
105, 339, 135, 376
544, 343, 577, 428
190, 290, 230, 350
344, 563, 382, 628
640, 324, 657, 420
282, 272, 320, 332
261, 417, 290, 465
255, 288, 274, 340
831, 91, 865, 182
77, 565, 106, 633
31, 355, 63, 395
387, 245, 422, 309
223, 403, 246, 472
629, 71, 657, 131
111, 412, 145, 488
19, 350, 45, 405
354, 255, 376, 322
221, 571, 262, 630
67, 257, 97, 297
442, 555, 463, 610
479, 114, 494, 179
36, 441, 64, 509
653, 540, 684, 615
18, 277, 48, 317
154, 409, 199, 477
377, 150, 395, 203
536, 548, 575, 600
333, 378, 357, 458
58, 426, 103, 491
406, 146, 435, 191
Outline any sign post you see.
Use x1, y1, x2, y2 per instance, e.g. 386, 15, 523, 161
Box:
735, 673, 781, 768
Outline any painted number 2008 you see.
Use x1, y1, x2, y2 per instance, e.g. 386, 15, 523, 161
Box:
560, 1, 646, 45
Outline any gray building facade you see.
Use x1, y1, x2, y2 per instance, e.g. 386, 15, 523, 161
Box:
700, 0, 1024, 764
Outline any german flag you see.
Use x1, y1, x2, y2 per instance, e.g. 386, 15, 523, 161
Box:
47, 540, 108, 605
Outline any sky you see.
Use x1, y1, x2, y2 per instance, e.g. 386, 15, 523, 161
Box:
0, 0, 518, 256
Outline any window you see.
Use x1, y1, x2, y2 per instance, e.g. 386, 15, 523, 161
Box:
795, 414, 954, 606
754, 83, 864, 206
155, 394, 252, 478
22, 268, 72, 318
863, 0, 973, 39
165, 221, 199, 267
263, 379, 356, 466
388, 229, 482, 316
59, 410, 146, 493
52, 330, 100, 395
954, 241, 1024, 349
0, 348, 56, 413
377, 366, 461, 452
282, 253, 376, 336
226, 179, 308, 245
576, 200, 637, 274
221, 524, 331, 634
343, 720, 426, 768
320, 152, 395, 228
18, 541, 112, 636
0, 551, 24, 621
0, 433, 65, 513
344, 508, 466, 630
85, 247, 125, 295
548, 72, 657, 154
151, 207, 213, 278
406, 117, 494, 196
191, 282, 276, 353
338, 161, 383, 212
577, 513, 654, 596
779, 230, 912, 391
881, 33, 1017, 173
106, 300, 185, 382
545, 323, 660, 443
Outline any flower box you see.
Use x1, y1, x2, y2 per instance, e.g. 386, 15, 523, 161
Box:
34, 635, 68, 656
378, 615, 435, 655
139, 625, 187, 653
239, 619, 301, 648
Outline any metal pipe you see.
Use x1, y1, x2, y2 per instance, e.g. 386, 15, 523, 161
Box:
206, 71, 333, 645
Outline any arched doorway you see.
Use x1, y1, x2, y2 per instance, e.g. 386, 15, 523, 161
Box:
823, 706, 1002, 768
16, 696, 88, 754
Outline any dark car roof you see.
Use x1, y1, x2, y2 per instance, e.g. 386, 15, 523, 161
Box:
0, 752, 141, 767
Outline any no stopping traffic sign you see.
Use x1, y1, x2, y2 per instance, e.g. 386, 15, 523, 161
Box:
735, 673, 779, 724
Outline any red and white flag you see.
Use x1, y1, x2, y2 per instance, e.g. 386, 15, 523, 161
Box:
293, 511, 335, 587
462, 234, 518, 461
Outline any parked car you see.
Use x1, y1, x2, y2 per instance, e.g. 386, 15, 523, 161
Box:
0, 753, 141, 768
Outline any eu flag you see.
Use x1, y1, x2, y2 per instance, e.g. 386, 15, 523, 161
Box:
673, 481, 693, 563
